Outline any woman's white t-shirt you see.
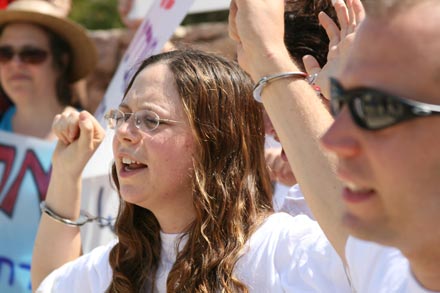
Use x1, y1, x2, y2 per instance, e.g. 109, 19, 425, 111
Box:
37, 213, 350, 293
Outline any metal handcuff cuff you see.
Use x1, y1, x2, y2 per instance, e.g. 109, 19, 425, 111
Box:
40, 201, 110, 227
253, 72, 320, 103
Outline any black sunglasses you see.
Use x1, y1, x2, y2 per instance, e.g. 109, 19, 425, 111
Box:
329, 77, 440, 130
0, 45, 49, 65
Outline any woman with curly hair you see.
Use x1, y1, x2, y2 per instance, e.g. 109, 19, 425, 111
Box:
32, 49, 349, 292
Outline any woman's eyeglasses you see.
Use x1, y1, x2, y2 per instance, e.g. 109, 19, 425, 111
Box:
104, 108, 181, 132
330, 78, 440, 130
0, 45, 49, 65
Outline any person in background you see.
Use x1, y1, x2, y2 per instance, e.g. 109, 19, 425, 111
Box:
117, 0, 175, 52
0, 0, 73, 115
0, 1, 96, 292
0, 0, 96, 138
321, 0, 440, 291
32, 49, 350, 292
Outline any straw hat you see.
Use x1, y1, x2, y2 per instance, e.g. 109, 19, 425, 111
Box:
0, 0, 97, 82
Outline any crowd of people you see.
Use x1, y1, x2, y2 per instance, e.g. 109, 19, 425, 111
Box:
0, 0, 439, 292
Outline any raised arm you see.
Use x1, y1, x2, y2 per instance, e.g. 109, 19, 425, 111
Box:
229, 0, 364, 260
118, 0, 142, 31
31, 110, 105, 290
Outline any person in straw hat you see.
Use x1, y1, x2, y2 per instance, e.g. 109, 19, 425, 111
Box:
0, 0, 96, 138
0, 1, 96, 292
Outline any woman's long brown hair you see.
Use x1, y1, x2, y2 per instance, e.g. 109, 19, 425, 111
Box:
107, 50, 273, 292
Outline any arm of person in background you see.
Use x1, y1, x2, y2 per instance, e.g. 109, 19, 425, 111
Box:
31, 110, 105, 290
118, 0, 143, 31
50, 0, 72, 16
229, 0, 364, 261
117, 0, 175, 53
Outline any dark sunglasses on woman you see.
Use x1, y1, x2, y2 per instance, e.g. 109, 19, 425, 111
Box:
0, 45, 48, 64
329, 77, 440, 130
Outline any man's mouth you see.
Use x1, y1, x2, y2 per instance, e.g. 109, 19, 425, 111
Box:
342, 181, 375, 203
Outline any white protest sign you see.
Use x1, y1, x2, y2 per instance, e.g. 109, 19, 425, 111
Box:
127, 0, 230, 19
0, 131, 55, 292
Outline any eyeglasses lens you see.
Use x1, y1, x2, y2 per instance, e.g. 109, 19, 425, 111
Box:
137, 111, 159, 131
0, 47, 13, 63
0, 46, 48, 64
105, 109, 160, 132
105, 109, 120, 129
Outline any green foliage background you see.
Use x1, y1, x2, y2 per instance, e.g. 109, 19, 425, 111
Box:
69, 0, 228, 30
70, 0, 123, 30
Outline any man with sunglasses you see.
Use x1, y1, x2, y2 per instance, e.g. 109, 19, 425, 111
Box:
320, 0, 440, 291
230, 0, 440, 291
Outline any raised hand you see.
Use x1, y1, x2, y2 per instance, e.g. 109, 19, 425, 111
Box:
51, 110, 105, 178
229, 0, 290, 80
303, 0, 365, 99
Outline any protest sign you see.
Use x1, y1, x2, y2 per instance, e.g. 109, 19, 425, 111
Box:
0, 131, 54, 292
0, 130, 118, 291
126, 0, 230, 19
